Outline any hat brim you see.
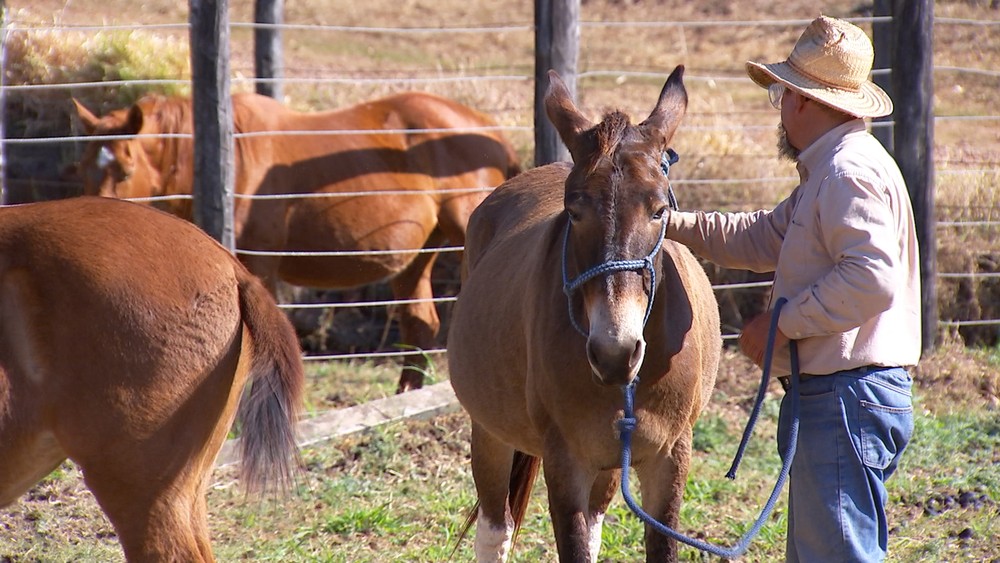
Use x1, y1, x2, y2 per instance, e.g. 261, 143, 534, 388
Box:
746, 60, 893, 119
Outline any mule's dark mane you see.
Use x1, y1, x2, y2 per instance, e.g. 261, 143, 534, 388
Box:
593, 111, 633, 157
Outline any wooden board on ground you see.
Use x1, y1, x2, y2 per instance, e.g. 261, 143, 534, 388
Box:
216, 381, 461, 467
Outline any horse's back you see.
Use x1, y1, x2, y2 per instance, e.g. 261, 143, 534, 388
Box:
0, 197, 240, 321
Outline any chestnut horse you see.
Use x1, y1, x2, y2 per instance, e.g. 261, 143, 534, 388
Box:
0, 197, 304, 561
72, 91, 521, 392
448, 67, 721, 562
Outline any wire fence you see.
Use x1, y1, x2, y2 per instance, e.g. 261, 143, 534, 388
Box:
3, 7, 998, 365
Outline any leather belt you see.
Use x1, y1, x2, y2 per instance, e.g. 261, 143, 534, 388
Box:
778, 374, 815, 391
778, 365, 890, 391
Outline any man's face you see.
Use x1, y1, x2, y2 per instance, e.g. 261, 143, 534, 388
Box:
776, 123, 800, 162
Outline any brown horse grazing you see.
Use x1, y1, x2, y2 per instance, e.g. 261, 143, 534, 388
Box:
0, 197, 304, 562
448, 66, 721, 562
72, 91, 521, 392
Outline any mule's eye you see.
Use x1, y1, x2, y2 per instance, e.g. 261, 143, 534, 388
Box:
565, 192, 587, 222
652, 205, 669, 220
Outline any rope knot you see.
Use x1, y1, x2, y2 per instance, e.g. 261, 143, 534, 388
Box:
617, 416, 637, 435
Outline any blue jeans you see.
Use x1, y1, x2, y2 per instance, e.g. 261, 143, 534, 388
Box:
777, 366, 914, 563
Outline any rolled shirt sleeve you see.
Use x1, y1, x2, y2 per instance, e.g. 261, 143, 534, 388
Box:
666, 193, 795, 273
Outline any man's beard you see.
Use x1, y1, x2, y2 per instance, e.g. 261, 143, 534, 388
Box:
777, 124, 800, 162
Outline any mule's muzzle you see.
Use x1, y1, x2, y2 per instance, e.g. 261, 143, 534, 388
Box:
587, 334, 646, 387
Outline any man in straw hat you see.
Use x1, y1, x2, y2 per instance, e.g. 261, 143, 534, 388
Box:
664, 15, 920, 561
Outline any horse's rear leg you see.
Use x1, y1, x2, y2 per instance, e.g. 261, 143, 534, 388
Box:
635, 431, 693, 562
390, 240, 442, 393
80, 451, 217, 562
73, 345, 247, 562
470, 422, 517, 563
0, 428, 66, 507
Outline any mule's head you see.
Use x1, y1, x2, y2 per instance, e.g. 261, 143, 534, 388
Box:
547, 66, 687, 387
72, 97, 168, 200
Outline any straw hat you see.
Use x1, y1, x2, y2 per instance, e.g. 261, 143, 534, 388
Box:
746, 16, 893, 118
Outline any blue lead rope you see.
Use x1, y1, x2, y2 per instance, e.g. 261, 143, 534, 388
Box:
617, 297, 800, 559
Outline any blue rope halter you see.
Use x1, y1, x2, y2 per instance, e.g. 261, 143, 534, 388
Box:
560, 150, 680, 337
617, 297, 801, 559
560, 220, 666, 337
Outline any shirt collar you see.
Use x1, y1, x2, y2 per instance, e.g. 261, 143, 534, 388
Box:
796, 119, 867, 180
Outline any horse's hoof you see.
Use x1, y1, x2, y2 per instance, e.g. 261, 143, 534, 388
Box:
396, 376, 425, 394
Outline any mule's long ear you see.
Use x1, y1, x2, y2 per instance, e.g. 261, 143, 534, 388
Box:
72, 98, 100, 134
639, 65, 688, 145
544, 70, 592, 161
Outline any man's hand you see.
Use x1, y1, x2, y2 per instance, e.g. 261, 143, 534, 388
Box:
738, 312, 790, 369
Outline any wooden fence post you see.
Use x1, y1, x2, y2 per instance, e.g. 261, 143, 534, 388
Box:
189, 0, 235, 251
533, 0, 579, 166
254, 0, 283, 100
890, 0, 937, 351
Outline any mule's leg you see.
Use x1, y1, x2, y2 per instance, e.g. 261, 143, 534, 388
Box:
389, 234, 445, 393
470, 422, 516, 563
635, 431, 693, 562
586, 468, 621, 562
542, 448, 596, 562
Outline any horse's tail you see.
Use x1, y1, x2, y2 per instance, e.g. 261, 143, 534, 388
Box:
234, 268, 305, 494
454, 451, 540, 556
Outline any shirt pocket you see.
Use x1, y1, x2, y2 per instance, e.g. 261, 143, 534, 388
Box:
777, 214, 832, 291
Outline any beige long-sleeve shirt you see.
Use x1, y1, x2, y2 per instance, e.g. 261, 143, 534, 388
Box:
667, 120, 921, 376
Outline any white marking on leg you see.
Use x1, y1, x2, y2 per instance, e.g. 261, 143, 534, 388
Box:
474, 508, 513, 563
588, 511, 605, 562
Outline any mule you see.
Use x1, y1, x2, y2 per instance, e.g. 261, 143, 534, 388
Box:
448, 66, 721, 562
0, 196, 304, 562
72, 91, 521, 392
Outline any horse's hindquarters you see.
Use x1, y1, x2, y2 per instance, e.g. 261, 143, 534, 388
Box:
0, 197, 301, 561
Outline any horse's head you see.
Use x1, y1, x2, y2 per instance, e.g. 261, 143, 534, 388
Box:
72, 97, 170, 201
547, 66, 687, 387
